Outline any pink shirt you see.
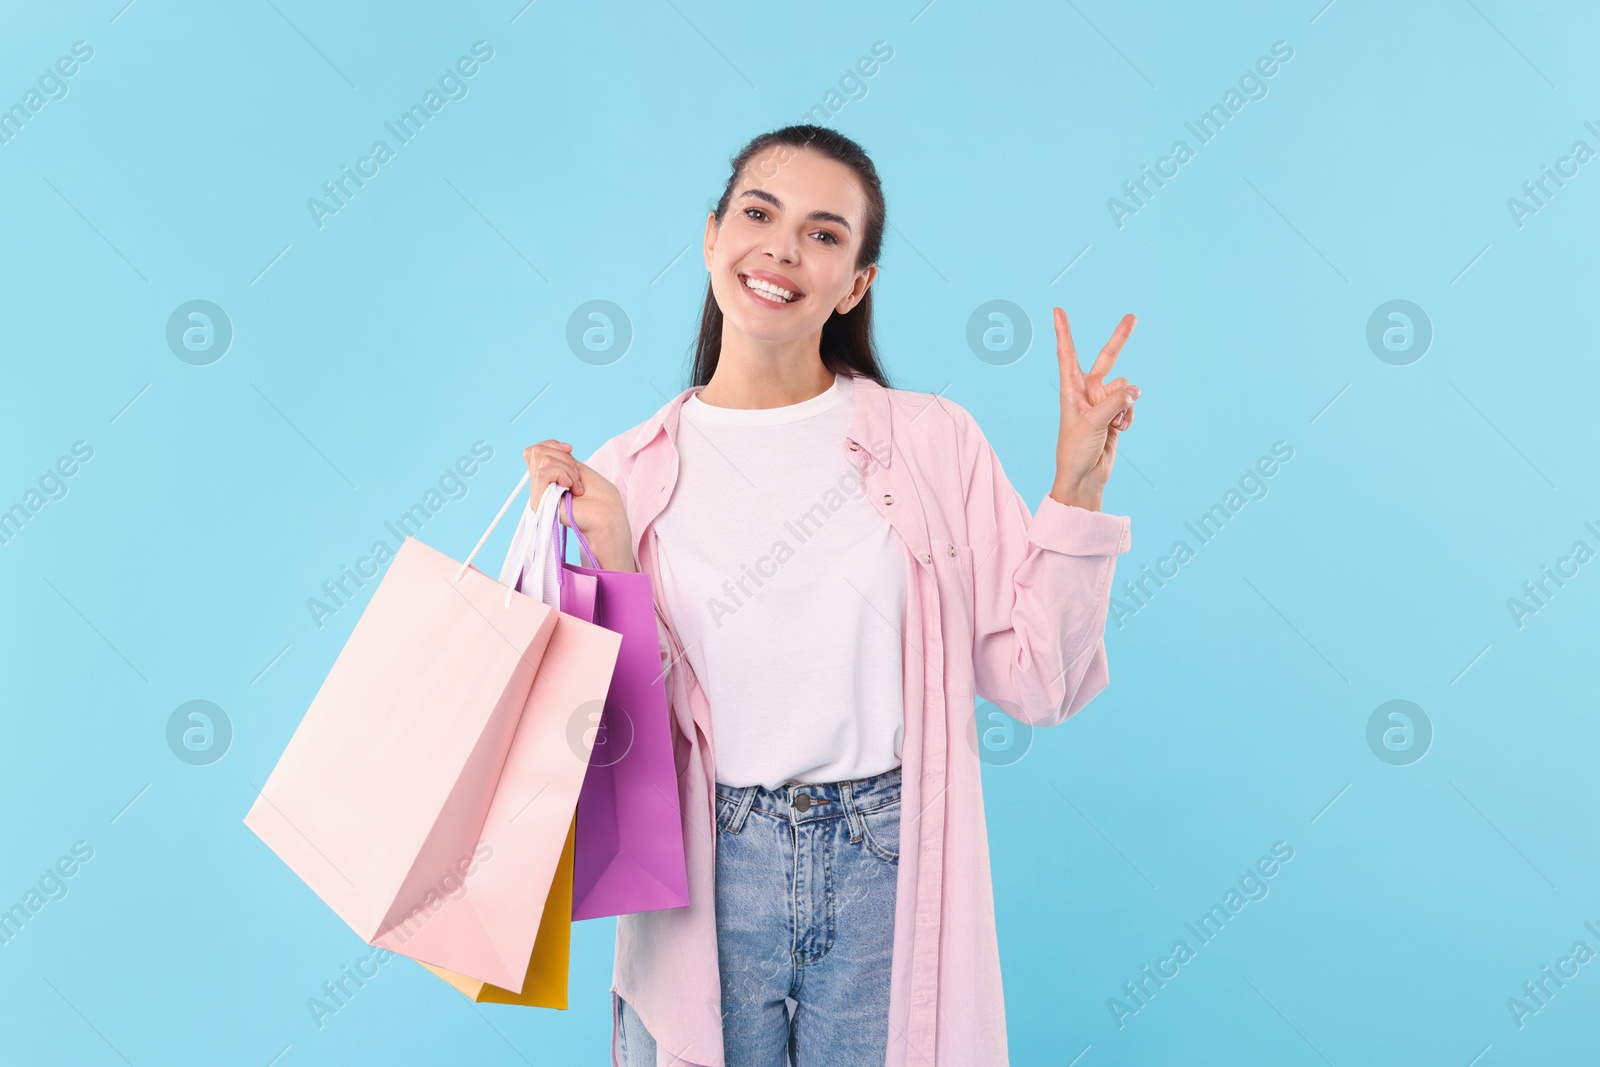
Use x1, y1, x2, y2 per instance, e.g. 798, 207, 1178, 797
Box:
509, 372, 1132, 1066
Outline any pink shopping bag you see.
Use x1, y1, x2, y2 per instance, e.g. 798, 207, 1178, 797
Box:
244, 472, 621, 993
503, 484, 689, 920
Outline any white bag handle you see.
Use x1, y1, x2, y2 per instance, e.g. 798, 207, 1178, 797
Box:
455, 471, 539, 609
522, 480, 568, 611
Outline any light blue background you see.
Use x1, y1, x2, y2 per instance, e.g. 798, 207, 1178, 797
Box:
3, 1, 1597, 1064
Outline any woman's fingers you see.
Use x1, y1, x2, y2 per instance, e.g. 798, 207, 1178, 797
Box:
1086, 315, 1136, 385
524, 440, 570, 459
522, 440, 583, 505
1054, 307, 1086, 408
1110, 384, 1139, 431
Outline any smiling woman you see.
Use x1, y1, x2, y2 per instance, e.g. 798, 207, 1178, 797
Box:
688, 128, 887, 411
510, 123, 1140, 1067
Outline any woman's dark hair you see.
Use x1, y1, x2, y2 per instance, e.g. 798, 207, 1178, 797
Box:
689, 124, 891, 389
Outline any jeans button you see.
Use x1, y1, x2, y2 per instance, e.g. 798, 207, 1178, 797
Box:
794, 793, 812, 812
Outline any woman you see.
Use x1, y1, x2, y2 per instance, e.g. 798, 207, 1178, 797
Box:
507, 124, 1139, 1067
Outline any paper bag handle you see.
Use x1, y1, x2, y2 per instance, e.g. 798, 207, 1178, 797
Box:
554, 491, 602, 572
454, 470, 532, 608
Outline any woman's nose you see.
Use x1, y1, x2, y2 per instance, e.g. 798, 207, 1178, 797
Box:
763, 232, 800, 264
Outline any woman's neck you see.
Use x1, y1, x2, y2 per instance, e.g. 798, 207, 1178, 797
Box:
697, 345, 835, 410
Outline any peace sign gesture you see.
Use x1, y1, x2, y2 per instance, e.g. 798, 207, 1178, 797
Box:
1049, 308, 1140, 512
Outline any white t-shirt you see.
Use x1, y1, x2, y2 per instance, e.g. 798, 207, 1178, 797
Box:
653, 372, 907, 790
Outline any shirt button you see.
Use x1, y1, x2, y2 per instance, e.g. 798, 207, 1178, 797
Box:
921, 552, 932, 565
882, 494, 894, 506
947, 544, 957, 556
848, 442, 860, 451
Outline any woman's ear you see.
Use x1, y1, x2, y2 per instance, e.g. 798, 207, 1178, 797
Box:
838, 263, 878, 314
702, 211, 718, 270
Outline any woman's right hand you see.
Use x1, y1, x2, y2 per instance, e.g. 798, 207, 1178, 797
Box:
522, 440, 636, 572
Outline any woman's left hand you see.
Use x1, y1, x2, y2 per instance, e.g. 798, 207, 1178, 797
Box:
1049, 308, 1139, 512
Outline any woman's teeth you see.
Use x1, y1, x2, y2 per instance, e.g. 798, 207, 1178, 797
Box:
743, 275, 799, 302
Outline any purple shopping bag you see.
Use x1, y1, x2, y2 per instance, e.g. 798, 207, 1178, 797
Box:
527, 491, 689, 921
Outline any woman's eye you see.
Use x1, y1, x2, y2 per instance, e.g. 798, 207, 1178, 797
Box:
742, 208, 837, 245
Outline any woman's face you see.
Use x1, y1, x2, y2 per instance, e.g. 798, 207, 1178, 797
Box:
703, 146, 876, 346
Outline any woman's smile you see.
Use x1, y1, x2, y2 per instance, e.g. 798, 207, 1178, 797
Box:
737, 270, 806, 308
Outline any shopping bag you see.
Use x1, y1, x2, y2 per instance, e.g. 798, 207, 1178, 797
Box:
420, 811, 577, 1008
244, 471, 621, 993
504, 483, 689, 920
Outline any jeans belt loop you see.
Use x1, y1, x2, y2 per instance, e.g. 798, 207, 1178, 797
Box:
841, 779, 863, 842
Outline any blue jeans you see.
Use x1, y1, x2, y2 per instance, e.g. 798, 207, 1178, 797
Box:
618, 763, 902, 1067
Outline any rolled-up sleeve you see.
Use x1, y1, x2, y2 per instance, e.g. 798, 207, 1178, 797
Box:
962, 412, 1131, 729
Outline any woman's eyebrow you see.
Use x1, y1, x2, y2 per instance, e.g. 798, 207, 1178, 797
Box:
736, 188, 852, 233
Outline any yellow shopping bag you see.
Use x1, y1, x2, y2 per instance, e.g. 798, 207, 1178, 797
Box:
420, 812, 576, 1008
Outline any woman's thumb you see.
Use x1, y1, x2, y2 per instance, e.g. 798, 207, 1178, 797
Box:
1089, 385, 1139, 430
